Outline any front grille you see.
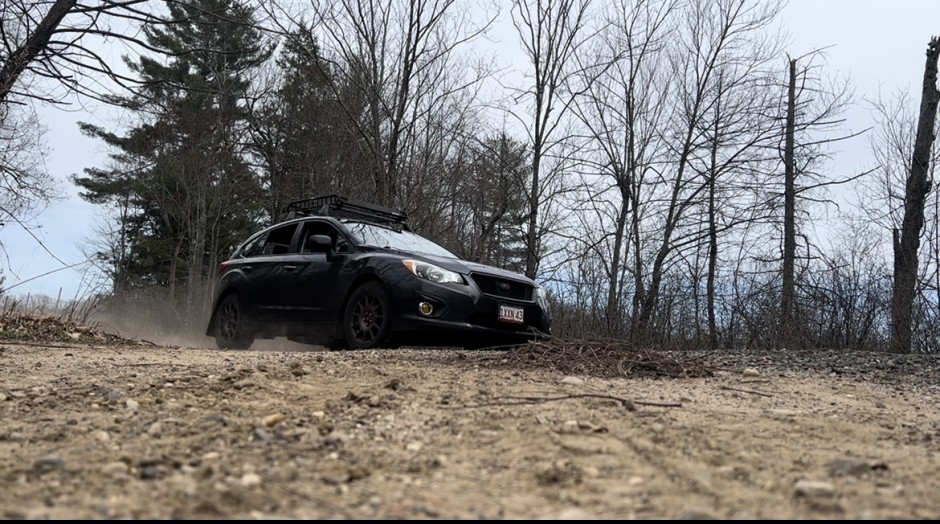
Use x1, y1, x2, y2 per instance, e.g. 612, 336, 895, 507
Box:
470, 273, 534, 302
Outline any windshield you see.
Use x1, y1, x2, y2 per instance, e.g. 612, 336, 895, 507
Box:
344, 221, 457, 258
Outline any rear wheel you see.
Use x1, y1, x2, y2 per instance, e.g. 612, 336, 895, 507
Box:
214, 293, 255, 350
343, 282, 392, 349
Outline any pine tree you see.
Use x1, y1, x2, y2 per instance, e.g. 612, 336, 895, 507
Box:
73, 0, 271, 320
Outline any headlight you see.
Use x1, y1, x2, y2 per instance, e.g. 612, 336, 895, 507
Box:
403, 259, 464, 284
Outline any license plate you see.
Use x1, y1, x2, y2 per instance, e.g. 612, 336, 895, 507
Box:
498, 304, 524, 324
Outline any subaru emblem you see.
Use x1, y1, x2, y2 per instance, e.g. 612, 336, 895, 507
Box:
499, 282, 511, 291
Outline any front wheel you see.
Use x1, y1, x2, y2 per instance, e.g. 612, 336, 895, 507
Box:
214, 293, 255, 350
342, 282, 392, 349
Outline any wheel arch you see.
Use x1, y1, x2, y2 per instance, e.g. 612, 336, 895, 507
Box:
205, 287, 240, 337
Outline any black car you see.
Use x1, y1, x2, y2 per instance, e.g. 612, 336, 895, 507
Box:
205, 195, 552, 350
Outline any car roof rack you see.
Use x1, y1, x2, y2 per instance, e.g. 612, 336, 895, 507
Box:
283, 195, 409, 227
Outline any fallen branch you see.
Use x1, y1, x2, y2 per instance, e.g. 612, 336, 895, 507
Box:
454, 393, 684, 411
719, 385, 774, 398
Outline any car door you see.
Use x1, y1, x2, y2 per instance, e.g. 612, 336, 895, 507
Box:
281, 219, 348, 322
242, 222, 301, 322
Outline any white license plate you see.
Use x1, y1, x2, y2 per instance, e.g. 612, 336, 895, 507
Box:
498, 304, 524, 324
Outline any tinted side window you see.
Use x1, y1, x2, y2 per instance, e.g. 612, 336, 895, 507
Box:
260, 223, 299, 255
300, 220, 343, 253
240, 235, 265, 257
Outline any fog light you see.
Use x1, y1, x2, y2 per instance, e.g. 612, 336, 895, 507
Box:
418, 302, 434, 316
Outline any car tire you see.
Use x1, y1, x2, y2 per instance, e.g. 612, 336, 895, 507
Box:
213, 293, 255, 350
343, 282, 392, 349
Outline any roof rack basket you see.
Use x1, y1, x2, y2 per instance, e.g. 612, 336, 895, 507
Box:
283, 195, 408, 226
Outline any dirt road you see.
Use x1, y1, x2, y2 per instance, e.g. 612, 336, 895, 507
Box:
1, 336, 939, 519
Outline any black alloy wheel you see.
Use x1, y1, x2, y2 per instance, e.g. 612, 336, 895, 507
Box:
214, 293, 254, 350
343, 282, 391, 349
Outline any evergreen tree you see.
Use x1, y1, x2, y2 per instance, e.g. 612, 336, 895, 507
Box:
248, 24, 370, 222
73, 0, 271, 318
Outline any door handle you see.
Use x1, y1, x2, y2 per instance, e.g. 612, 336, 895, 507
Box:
283, 265, 298, 271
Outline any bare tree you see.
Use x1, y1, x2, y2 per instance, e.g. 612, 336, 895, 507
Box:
0, 101, 56, 224
0, 0, 194, 106
569, 0, 677, 335
769, 49, 861, 348
259, 0, 496, 209
510, 0, 596, 280
631, 0, 782, 343
890, 36, 940, 354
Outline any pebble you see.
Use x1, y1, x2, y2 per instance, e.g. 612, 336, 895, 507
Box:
677, 507, 720, 520
100, 461, 128, 475
742, 368, 760, 377
125, 399, 139, 411
241, 472, 262, 487
556, 508, 594, 520
33, 455, 64, 473
147, 422, 163, 437
252, 428, 272, 444
561, 376, 584, 385
764, 409, 798, 418
794, 479, 835, 497
0, 392, 6, 402
262, 414, 284, 428
829, 458, 871, 477
93, 430, 111, 443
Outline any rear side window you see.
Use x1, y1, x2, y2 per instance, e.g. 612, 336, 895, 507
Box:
241, 223, 299, 257
240, 235, 265, 257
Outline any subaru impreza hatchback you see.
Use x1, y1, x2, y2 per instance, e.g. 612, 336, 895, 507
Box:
205, 195, 552, 350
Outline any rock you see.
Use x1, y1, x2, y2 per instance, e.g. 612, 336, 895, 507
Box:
252, 428, 272, 444
93, 430, 111, 443
139, 465, 158, 480
556, 508, 595, 520
33, 455, 64, 473
561, 376, 584, 386
764, 409, 798, 419
100, 461, 128, 475
829, 458, 872, 477
241, 472, 262, 487
262, 414, 284, 428
0, 392, 7, 402
677, 507, 720, 520
875, 401, 886, 409
742, 368, 760, 377
406, 442, 423, 452
125, 399, 139, 411
794, 479, 835, 497
147, 421, 163, 437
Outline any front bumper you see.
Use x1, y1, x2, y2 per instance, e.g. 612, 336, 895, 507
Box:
387, 277, 551, 346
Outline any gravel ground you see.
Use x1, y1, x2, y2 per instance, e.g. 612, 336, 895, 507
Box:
1, 335, 939, 520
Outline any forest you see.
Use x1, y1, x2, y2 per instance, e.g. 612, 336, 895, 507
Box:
0, 0, 938, 353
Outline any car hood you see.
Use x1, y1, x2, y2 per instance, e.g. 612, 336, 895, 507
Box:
416, 253, 536, 285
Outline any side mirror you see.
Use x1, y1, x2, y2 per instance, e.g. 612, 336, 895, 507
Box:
309, 234, 333, 252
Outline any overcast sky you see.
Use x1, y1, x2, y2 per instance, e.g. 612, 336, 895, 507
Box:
2, 0, 939, 301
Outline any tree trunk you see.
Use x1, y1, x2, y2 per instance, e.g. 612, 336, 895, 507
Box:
890, 36, 940, 354
707, 112, 720, 349
0, 0, 76, 103
780, 57, 797, 348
